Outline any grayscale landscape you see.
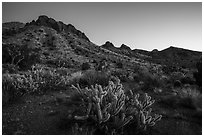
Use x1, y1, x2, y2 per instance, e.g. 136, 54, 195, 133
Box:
2, 2, 202, 135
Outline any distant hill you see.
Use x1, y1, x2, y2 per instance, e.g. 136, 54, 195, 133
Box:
149, 46, 202, 68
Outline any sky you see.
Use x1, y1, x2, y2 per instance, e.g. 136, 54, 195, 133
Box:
2, 2, 202, 51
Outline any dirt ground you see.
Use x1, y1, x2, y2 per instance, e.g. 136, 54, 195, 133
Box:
2, 84, 202, 135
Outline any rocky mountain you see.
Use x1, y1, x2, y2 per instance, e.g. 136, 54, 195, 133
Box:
101, 41, 201, 69
101, 41, 115, 49
119, 44, 131, 51
2, 15, 202, 72
3, 15, 143, 73
26, 15, 90, 41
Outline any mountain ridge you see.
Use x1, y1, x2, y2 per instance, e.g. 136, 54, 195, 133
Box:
2, 15, 202, 70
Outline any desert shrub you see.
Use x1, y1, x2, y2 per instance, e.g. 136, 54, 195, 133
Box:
2, 73, 27, 105
2, 64, 71, 101
95, 59, 108, 71
111, 70, 128, 82
2, 43, 40, 70
177, 86, 202, 110
81, 62, 91, 71
193, 61, 202, 87
159, 85, 202, 110
24, 65, 70, 94
68, 71, 83, 86
134, 70, 161, 91
170, 72, 185, 82
142, 74, 161, 91
78, 70, 109, 88
70, 79, 162, 134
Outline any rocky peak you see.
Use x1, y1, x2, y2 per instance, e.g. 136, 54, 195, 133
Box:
151, 49, 159, 53
26, 15, 90, 41
101, 41, 115, 49
36, 15, 49, 25
119, 44, 131, 50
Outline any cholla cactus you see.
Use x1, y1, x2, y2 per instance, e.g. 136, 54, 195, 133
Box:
71, 78, 162, 134
71, 78, 131, 130
139, 108, 162, 130
113, 112, 133, 129
125, 90, 162, 131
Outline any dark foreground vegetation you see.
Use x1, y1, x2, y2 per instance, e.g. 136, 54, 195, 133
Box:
2, 15, 202, 135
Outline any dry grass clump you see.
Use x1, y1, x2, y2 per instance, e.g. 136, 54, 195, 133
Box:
177, 86, 202, 110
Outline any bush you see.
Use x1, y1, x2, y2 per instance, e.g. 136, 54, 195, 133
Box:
177, 86, 202, 110
24, 65, 70, 94
78, 70, 109, 88
170, 72, 185, 82
111, 70, 128, 82
81, 62, 91, 71
133, 70, 161, 91
70, 79, 162, 134
2, 64, 71, 103
95, 59, 108, 71
2, 73, 27, 105
142, 74, 161, 91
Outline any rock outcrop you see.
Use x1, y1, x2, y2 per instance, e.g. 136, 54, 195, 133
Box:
26, 15, 90, 41
119, 44, 131, 51
101, 41, 115, 49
